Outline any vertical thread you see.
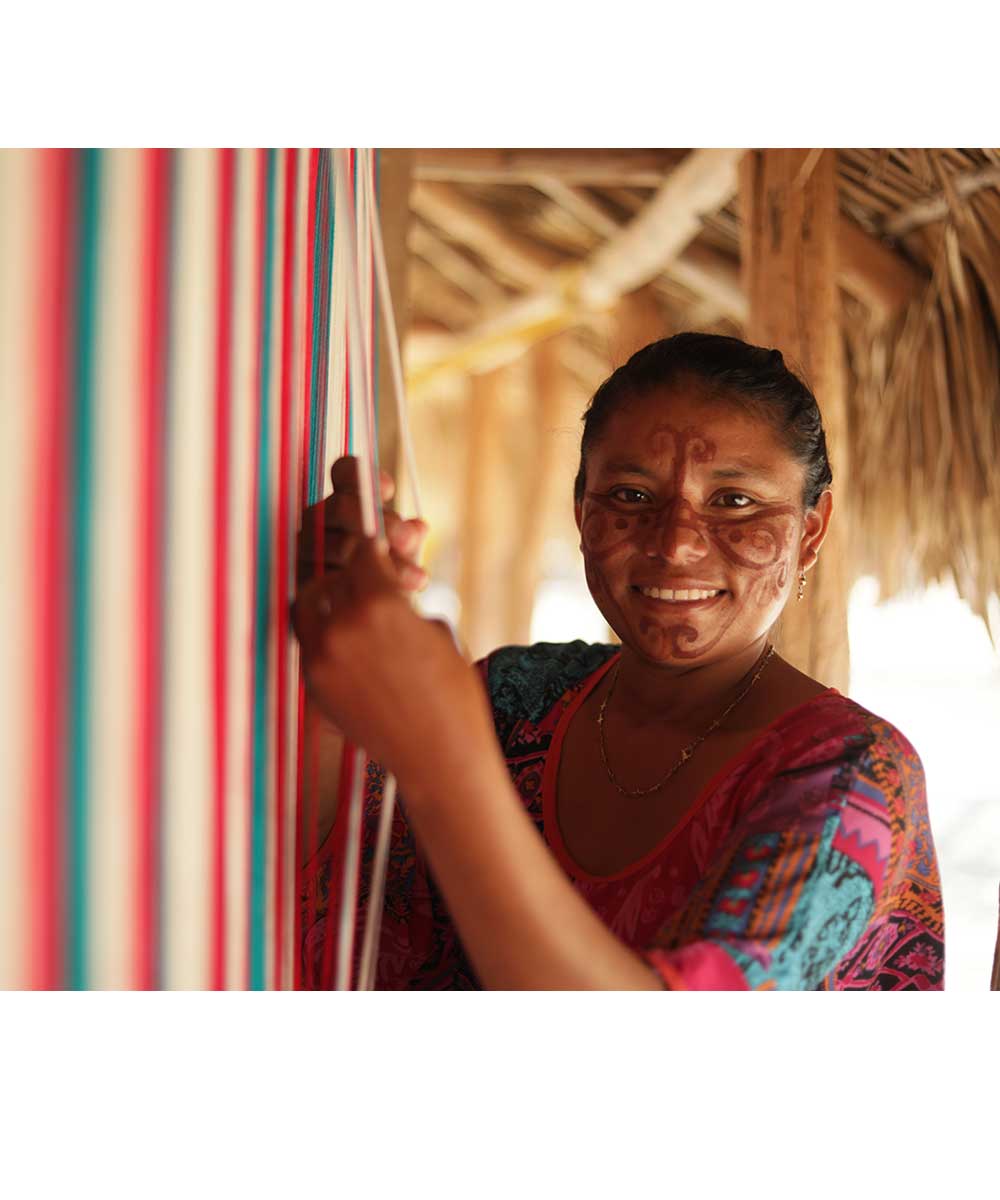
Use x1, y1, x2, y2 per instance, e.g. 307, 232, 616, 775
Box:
210, 148, 236, 990
273, 148, 299, 990
249, 148, 277, 990
31, 149, 75, 990
135, 148, 172, 990
67, 149, 100, 990
293, 148, 319, 992
369, 150, 380, 482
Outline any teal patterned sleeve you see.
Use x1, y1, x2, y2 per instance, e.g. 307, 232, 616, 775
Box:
642, 726, 944, 990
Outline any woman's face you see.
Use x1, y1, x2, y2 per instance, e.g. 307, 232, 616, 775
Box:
574, 385, 831, 667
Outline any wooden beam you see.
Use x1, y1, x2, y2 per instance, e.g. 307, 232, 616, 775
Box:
407, 149, 746, 391
407, 259, 478, 329
414, 148, 683, 187
532, 177, 621, 239
534, 177, 749, 323
740, 148, 850, 691
580, 148, 745, 308
882, 165, 1000, 237
669, 241, 748, 324
408, 219, 508, 307
534, 169, 925, 324
411, 181, 563, 291
838, 216, 925, 323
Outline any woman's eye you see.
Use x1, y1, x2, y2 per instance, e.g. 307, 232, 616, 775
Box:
714, 492, 756, 509
609, 487, 651, 504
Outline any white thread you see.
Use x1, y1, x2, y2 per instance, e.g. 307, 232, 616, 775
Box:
333, 744, 367, 991
357, 772, 396, 991
355, 148, 428, 990
361, 152, 423, 520
331, 148, 425, 992
332, 148, 381, 992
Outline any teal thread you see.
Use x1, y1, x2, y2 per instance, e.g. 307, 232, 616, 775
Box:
155, 151, 177, 991
67, 149, 100, 990
250, 150, 277, 990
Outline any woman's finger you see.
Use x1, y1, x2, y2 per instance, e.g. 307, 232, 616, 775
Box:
299, 504, 425, 563
329, 455, 396, 505
297, 542, 427, 591
296, 501, 426, 585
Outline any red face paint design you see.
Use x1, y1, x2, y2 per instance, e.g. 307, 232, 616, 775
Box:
577, 393, 809, 666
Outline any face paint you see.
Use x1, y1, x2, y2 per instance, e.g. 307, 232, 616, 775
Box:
577, 390, 809, 667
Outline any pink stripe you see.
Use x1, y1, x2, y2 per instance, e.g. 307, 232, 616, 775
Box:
30, 150, 75, 989
243, 149, 267, 989
135, 149, 171, 990
294, 148, 320, 992
211, 149, 236, 989
272, 148, 298, 990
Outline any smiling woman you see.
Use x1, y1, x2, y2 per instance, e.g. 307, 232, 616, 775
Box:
293, 332, 945, 990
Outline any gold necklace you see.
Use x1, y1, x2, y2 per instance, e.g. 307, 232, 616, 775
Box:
596, 643, 775, 798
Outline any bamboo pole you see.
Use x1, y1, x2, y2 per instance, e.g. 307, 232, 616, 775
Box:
740, 149, 851, 692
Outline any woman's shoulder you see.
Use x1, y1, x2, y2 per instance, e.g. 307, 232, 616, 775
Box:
765, 686, 926, 797
477, 640, 618, 725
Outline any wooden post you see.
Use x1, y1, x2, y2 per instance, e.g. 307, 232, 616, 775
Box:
740, 149, 851, 691
610, 284, 669, 365
506, 338, 566, 643
375, 149, 412, 485
458, 367, 509, 660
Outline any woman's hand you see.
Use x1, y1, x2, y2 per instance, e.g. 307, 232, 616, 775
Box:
296, 455, 428, 593
292, 538, 493, 783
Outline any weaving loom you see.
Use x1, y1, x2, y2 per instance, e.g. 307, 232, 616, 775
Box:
0, 147, 417, 990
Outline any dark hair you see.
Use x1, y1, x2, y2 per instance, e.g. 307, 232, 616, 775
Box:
574, 332, 833, 509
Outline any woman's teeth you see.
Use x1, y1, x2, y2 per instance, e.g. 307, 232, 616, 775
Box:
638, 587, 722, 602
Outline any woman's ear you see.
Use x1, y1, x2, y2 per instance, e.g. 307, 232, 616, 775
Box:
799, 489, 833, 572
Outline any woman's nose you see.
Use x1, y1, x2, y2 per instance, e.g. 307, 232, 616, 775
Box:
644, 502, 709, 564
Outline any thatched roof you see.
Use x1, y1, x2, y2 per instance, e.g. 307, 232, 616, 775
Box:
401, 149, 1000, 643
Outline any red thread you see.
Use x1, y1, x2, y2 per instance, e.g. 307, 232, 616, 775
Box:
243, 149, 268, 989
135, 149, 171, 990
272, 148, 299, 991
30, 149, 76, 989
293, 148, 319, 992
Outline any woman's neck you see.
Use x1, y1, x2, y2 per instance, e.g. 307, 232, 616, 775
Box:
611, 633, 772, 730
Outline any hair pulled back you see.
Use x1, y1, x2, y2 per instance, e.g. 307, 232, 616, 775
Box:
574, 332, 833, 509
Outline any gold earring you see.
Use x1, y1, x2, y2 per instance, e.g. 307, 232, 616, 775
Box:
796, 570, 807, 601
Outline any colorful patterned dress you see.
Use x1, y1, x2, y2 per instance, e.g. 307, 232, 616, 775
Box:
299, 641, 945, 990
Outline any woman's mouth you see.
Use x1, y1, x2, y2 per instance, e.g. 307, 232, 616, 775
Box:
632, 585, 727, 606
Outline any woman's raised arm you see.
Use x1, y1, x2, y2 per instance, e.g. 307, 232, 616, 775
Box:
295, 456, 427, 856
292, 537, 665, 989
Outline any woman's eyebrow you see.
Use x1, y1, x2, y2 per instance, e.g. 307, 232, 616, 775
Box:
708, 463, 770, 480
601, 459, 660, 479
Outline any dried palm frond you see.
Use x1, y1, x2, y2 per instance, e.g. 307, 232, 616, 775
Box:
844, 158, 1000, 648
